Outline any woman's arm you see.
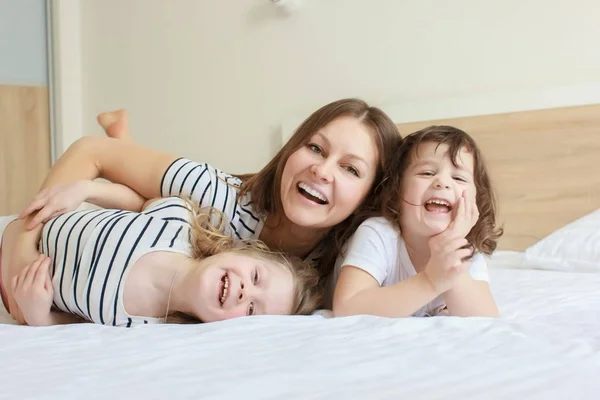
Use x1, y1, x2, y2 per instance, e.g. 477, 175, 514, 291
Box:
39, 136, 178, 196
21, 136, 180, 228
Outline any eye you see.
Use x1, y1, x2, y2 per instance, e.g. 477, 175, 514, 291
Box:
453, 176, 467, 183
253, 269, 259, 285
419, 171, 434, 177
248, 302, 255, 316
345, 165, 359, 177
307, 143, 323, 155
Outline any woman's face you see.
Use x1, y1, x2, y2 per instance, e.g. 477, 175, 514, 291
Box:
279, 116, 379, 230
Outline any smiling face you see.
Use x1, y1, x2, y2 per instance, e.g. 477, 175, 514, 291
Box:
191, 251, 295, 322
399, 141, 476, 237
279, 116, 379, 230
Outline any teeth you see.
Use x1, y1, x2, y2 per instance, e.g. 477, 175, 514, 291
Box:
298, 182, 327, 203
426, 199, 450, 207
220, 274, 229, 305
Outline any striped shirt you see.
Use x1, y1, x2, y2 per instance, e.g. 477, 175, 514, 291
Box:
160, 158, 264, 241
41, 197, 193, 327
160, 158, 324, 266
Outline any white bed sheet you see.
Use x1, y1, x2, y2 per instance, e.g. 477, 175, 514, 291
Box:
0, 252, 598, 400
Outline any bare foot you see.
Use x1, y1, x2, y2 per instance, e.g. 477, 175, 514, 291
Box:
97, 109, 132, 141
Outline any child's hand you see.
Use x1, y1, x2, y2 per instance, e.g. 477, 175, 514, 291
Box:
8, 295, 26, 325
422, 190, 478, 295
19, 181, 90, 229
424, 236, 473, 295
443, 190, 479, 240
11, 255, 55, 326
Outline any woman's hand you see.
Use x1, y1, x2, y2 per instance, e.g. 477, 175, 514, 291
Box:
11, 255, 54, 326
19, 181, 90, 229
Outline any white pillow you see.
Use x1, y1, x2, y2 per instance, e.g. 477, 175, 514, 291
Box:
524, 209, 600, 272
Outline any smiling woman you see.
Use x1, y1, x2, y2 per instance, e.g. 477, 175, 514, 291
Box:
278, 115, 379, 231
19, 99, 401, 295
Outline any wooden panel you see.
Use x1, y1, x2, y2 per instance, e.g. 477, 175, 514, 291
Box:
396, 104, 600, 251
0, 84, 51, 215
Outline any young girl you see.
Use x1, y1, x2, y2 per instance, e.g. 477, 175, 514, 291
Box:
331, 125, 503, 318
18, 99, 401, 287
1, 181, 321, 327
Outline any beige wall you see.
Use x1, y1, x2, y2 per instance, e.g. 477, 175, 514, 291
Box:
73, 0, 600, 173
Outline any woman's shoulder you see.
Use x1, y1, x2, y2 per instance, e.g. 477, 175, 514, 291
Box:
161, 158, 251, 213
164, 158, 243, 188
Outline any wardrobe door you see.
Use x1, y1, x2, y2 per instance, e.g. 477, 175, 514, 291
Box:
0, 1, 51, 215
0, 85, 50, 215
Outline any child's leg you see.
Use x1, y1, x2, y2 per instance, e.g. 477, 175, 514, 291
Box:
97, 109, 133, 141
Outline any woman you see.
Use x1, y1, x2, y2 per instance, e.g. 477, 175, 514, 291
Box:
19, 98, 401, 288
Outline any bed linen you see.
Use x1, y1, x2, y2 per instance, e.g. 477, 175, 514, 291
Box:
0, 252, 598, 400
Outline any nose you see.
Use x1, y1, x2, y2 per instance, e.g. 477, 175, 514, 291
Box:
311, 160, 334, 182
236, 279, 259, 305
236, 281, 245, 303
433, 176, 451, 190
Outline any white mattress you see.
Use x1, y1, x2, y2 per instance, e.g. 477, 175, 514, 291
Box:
0, 251, 598, 399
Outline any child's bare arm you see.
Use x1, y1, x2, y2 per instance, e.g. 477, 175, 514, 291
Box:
2, 218, 44, 323
11, 255, 84, 326
333, 266, 439, 317
20, 180, 146, 229
333, 226, 474, 318
443, 273, 500, 317
333, 237, 471, 318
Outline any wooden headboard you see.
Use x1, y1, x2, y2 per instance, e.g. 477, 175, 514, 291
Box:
395, 104, 600, 251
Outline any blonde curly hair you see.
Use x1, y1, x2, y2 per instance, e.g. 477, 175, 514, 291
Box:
184, 199, 323, 316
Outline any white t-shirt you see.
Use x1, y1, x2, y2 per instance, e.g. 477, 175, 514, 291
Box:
330, 217, 490, 317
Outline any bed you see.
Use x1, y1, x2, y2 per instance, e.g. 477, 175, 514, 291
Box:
1, 104, 599, 399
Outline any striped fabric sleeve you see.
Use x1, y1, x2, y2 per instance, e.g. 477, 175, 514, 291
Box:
160, 158, 242, 216
160, 158, 264, 241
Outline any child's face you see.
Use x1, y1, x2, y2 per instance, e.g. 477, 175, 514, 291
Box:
399, 141, 476, 236
193, 252, 295, 322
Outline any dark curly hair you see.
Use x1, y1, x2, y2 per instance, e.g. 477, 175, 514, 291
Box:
235, 98, 401, 281
381, 125, 503, 255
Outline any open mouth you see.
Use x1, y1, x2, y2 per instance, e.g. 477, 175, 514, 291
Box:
297, 182, 328, 205
424, 198, 452, 213
219, 273, 230, 306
